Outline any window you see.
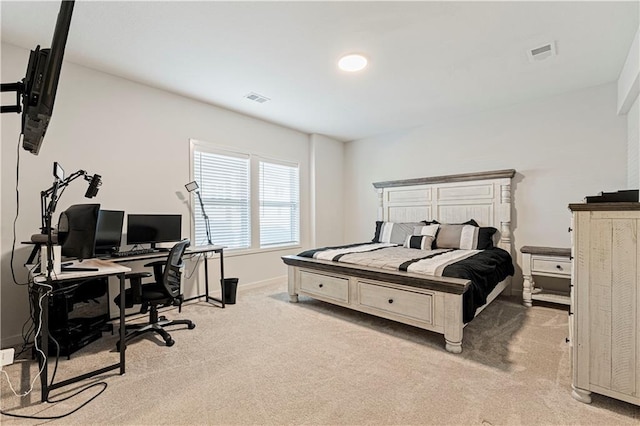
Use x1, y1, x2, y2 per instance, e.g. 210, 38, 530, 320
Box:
192, 147, 250, 249
190, 140, 300, 251
259, 160, 300, 247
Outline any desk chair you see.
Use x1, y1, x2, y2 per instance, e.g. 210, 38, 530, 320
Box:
114, 239, 195, 350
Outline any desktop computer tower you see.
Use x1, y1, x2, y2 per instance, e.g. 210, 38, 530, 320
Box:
46, 277, 110, 357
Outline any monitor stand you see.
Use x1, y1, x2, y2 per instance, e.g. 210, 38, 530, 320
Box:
150, 243, 168, 252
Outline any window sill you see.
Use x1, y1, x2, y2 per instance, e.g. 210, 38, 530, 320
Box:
221, 245, 302, 258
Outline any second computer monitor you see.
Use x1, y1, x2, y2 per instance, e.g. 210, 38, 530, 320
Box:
94, 210, 125, 255
126, 214, 182, 249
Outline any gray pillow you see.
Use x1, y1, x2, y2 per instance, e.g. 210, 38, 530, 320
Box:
373, 221, 424, 244
435, 224, 480, 250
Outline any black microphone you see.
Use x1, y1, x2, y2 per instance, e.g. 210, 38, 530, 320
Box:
84, 174, 101, 198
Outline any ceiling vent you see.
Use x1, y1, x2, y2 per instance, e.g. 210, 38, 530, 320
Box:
244, 92, 270, 104
527, 41, 557, 63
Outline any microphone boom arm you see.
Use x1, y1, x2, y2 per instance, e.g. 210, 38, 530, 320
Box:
39, 169, 99, 232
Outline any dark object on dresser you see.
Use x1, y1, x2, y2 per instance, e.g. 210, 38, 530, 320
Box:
585, 189, 638, 203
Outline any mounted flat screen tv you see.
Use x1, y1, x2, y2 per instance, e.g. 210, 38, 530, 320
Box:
1, 1, 75, 155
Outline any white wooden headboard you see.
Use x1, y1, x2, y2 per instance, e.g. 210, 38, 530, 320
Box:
372, 169, 515, 254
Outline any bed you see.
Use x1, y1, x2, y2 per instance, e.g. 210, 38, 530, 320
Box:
282, 169, 515, 353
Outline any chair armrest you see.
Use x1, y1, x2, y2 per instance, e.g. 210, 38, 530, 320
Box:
125, 272, 153, 280
124, 272, 152, 306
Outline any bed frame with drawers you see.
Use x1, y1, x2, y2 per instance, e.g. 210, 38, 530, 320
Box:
282, 169, 515, 353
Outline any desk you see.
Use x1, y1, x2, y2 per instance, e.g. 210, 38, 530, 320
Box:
31, 259, 131, 402
186, 245, 226, 307
106, 245, 226, 308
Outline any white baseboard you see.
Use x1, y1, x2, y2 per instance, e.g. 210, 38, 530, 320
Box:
238, 275, 287, 291
196, 275, 286, 299
1, 334, 25, 350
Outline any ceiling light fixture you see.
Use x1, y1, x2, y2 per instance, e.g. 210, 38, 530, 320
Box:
338, 54, 368, 72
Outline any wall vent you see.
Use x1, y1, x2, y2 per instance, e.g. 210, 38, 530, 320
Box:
527, 41, 557, 62
244, 92, 270, 103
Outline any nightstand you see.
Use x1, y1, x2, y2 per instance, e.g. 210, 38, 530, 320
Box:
521, 245, 571, 307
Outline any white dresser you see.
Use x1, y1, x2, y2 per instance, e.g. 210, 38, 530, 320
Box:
569, 202, 640, 406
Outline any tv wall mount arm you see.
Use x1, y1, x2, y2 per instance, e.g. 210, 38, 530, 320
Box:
1, 82, 25, 114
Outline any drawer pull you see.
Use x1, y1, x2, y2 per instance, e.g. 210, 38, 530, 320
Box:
556, 265, 563, 270
568, 227, 572, 232
318, 283, 323, 288
565, 337, 570, 343
388, 299, 394, 304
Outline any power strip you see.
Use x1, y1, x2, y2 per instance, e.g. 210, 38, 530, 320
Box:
1, 348, 15, 370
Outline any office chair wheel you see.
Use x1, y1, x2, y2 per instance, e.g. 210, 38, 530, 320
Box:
188, 323, 196, 329
166, 339, 175, 347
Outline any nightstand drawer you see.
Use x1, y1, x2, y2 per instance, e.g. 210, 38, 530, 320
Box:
300, 271, 349, 303
531, 257, 571, 276
358, 282, 433, 324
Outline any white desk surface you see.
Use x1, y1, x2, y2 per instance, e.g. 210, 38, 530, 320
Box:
32, 258, 131, 283
103, 245, 224, 264
186, 244, 225, 254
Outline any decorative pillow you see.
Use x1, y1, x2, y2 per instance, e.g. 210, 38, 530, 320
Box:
431, 219, 478, 226
373, 221, 425, 244
413, 224, 440, 237
477, 227, 498, 249
404, 235, 435, 250
431, 219, 497, 249
434, 224, 480, 250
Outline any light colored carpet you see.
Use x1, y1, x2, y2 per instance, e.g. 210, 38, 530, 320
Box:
2, 280, 639, 425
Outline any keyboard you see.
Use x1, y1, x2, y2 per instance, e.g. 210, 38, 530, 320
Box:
111, 248, 157, 258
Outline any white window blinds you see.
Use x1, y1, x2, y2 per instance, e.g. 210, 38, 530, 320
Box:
192, 149, 250, 249
259, 160, 300, 248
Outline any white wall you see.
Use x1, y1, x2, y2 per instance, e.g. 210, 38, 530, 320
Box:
618, 26, 640, 188
310, 134, 344, 248
1, 43, 345, 346
344, 83, 627, 291
628, 98, 640, 188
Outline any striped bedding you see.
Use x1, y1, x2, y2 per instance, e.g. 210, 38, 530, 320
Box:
298, 243, 514, 322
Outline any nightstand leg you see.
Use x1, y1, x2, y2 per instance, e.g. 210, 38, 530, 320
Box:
522, 274, 534, 307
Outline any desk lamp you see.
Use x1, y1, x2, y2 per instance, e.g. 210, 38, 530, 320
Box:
185, 180, 213, 245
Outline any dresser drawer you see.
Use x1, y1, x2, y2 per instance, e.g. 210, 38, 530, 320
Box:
358, 281, 433, 324
531, 257, 571, 276
299, 271, 349, 303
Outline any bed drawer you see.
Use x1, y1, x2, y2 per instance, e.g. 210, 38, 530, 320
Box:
531, 257, 571, 276
299, 271, 349, 303
358, 282, 433, 324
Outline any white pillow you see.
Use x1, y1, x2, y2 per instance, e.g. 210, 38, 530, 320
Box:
413, 224, 439, 237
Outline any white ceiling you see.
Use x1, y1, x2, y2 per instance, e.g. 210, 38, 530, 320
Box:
1, 1, 638, 141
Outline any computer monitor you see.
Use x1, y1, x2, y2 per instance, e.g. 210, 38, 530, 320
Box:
94, 210, 124, 255
57, 203, 100, 260
126, 214, 182, 249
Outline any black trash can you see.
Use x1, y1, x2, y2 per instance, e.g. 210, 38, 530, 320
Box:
223, 278, 239, 304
